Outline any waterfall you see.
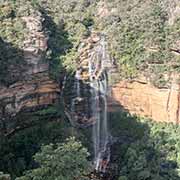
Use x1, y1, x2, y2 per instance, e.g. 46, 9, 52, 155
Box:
75, 69, 81, 97
71, 69, 81, 115
89, 35, 111, 173
69, 34, 111, 172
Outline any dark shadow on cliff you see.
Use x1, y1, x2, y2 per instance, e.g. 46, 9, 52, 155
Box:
0, 38, 26, 86
107, 97, 180, 180
63, 74, 180, 180
0, 37, 27, 137
0, 7, 86, 179
0, 104, 90, 179
39, 7, 73, 81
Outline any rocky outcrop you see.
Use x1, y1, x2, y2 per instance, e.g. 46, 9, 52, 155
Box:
0, 13, 60, 133
22, 15, 48, 75
109, 77, 180, 124
0, 73, 59, 116
63, 33, 102, 127
64, 33, 116, 127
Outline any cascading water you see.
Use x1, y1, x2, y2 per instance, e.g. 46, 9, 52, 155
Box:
75, 69, 81, 97
71, 69, 81, 115
69, 34, 112, 173
88, 35, 111, 173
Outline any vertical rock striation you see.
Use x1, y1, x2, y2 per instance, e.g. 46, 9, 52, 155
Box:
0, 13, 60, 134
109, 76, 180, 124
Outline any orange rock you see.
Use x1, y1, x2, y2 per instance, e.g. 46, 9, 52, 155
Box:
109, 80, 180, 124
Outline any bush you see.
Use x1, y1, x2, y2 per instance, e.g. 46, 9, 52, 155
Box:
109, 111, 180, 180
16, 137, 90, 180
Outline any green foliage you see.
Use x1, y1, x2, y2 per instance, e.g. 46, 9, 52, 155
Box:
61, 48, 79, 73
37, 0, 96, 75
118, 176, 128, 180
97, 0, 180, 85
0, 0, 179, 84
0, 3, 14, 20
0, 103, 92, 179
0, 114, 70, 179
16, 137, 90, 180
110, 111, 180, 180
0, 0, 96, 82
34, 106, 62, 116
0, 1, 29, 48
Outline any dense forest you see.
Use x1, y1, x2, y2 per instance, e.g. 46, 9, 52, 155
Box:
0, 0, 180, 180
0, 0, 179, 86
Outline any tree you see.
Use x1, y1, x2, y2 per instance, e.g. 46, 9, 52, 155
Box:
16, 137, 90, 180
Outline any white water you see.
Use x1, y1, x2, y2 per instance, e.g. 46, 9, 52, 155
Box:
75, 69, 81, 97
70, 35, 111, 172
71, 69, 81, 114
88, 36, 111, 173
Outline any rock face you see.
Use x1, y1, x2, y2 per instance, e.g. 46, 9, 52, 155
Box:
109, 78, 180, 124
64, 33, 102, 127
64, 32, 115, 127
0, 13, 60, 133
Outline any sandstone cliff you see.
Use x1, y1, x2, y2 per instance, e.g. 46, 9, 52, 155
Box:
0, 13, 60, 134
64, 32, 180, 125
109, 76, 180, 124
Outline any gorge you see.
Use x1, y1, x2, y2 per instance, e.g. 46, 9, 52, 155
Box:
0, 0, 180, 180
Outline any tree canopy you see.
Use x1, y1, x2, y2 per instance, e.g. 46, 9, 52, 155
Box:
16, 137, 90, 180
